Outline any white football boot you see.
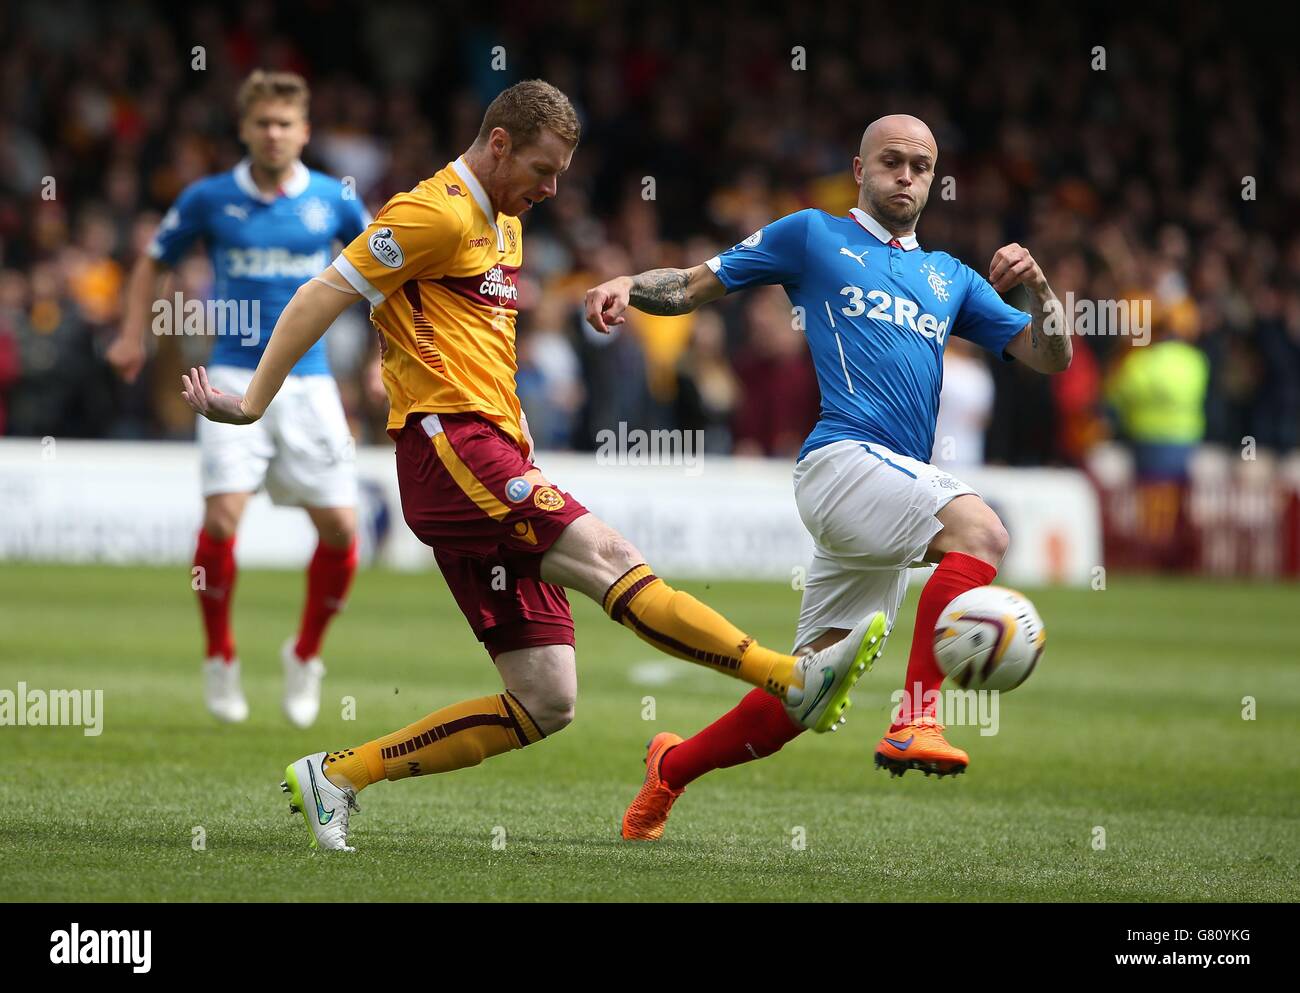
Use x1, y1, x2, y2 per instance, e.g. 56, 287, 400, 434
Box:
281, 638, 325, 729
202, 656, 249, 723
784, 610, 888, 733
281, 752, 359, 852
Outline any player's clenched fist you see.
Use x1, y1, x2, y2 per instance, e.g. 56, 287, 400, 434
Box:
988, 243, 1046, 295
584, 276, 633, 333
181, 365, 257, 424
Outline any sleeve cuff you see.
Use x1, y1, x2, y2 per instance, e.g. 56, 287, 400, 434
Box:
1002, 320, 1031, 361
333, 254, 385, 306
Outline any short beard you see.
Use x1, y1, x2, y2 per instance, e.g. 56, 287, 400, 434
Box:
868, 189, 923, 229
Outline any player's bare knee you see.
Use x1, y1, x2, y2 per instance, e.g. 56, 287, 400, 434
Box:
537, 698, 575, 735
494, 644, 575, 734
202, 507, 240, 541
593, 525, 643, 575
313, 510, 356, 548
936, 498, 1008, 566
514, 688, 575, 735
961, 518, 1008, 565
985, 517, 1011, 564
947, 517, 1007, 565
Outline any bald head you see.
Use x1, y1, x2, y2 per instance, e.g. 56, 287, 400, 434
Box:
854, 115, 938, 234
859, 114, 938, 161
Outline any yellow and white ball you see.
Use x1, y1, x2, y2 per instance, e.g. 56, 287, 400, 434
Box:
933, 585, 1046, 692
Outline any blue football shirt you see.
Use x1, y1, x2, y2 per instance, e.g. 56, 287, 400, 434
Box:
707, 207, 1029, 463
148, 159, 370, 376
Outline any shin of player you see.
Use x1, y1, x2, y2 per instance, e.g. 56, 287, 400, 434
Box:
625, 495, 1007, 839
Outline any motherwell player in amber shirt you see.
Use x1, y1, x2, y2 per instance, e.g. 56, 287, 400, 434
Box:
332, 158, 530, 451
181, 80, 884, 853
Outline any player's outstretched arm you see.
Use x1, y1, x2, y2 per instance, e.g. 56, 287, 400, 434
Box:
108, 255, 172, 384
992, 243, 1073, 374
180, 267, 360, 423
584, 264, 725, 333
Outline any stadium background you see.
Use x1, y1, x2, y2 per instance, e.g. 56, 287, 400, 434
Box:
2, 0, 1299, 576
1, 0, 1298, 905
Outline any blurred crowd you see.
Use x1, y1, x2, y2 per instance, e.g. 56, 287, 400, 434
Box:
2, 0, 1299, 472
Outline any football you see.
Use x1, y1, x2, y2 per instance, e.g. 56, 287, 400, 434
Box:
933, 585, 1047, 692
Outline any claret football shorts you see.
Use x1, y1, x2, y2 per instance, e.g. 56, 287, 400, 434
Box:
394, 411, 589, 658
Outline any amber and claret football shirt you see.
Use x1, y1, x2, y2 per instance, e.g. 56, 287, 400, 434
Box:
333, 157, 527, 449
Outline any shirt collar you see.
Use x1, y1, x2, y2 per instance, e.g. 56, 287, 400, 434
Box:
452, 156, 504, 252
850, 207, 920, 251
233, 159, 310, 202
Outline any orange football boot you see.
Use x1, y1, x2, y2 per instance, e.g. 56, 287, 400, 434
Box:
621, 731, 684, 841
874, 718, 969, 778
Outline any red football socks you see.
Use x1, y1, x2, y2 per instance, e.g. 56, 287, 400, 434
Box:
293, 537, 358, 661
194, 528, 237, 662
658, 687, 803, 789
892, 551, 997, 730
654, 552, 999, 786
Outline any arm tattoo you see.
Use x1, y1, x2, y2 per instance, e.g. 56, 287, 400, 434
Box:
629, 268, 693, 315
1028, 283, 1072, 370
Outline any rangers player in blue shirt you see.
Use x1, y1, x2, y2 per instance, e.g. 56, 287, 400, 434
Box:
585, 114, 1073, 841
109, 71, 370, 730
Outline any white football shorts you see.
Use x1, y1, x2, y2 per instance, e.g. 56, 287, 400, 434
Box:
791, 438, 977, 649
197, 364, 357, 508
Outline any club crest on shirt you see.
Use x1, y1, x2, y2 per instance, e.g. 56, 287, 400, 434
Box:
297, 197, 333, 234
368, 227, 404, 268
506, 225, 518, 254
921, 262, 951, 302
533, 487, 565, 512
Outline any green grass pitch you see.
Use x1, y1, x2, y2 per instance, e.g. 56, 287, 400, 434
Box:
2, 563, 1297, 901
